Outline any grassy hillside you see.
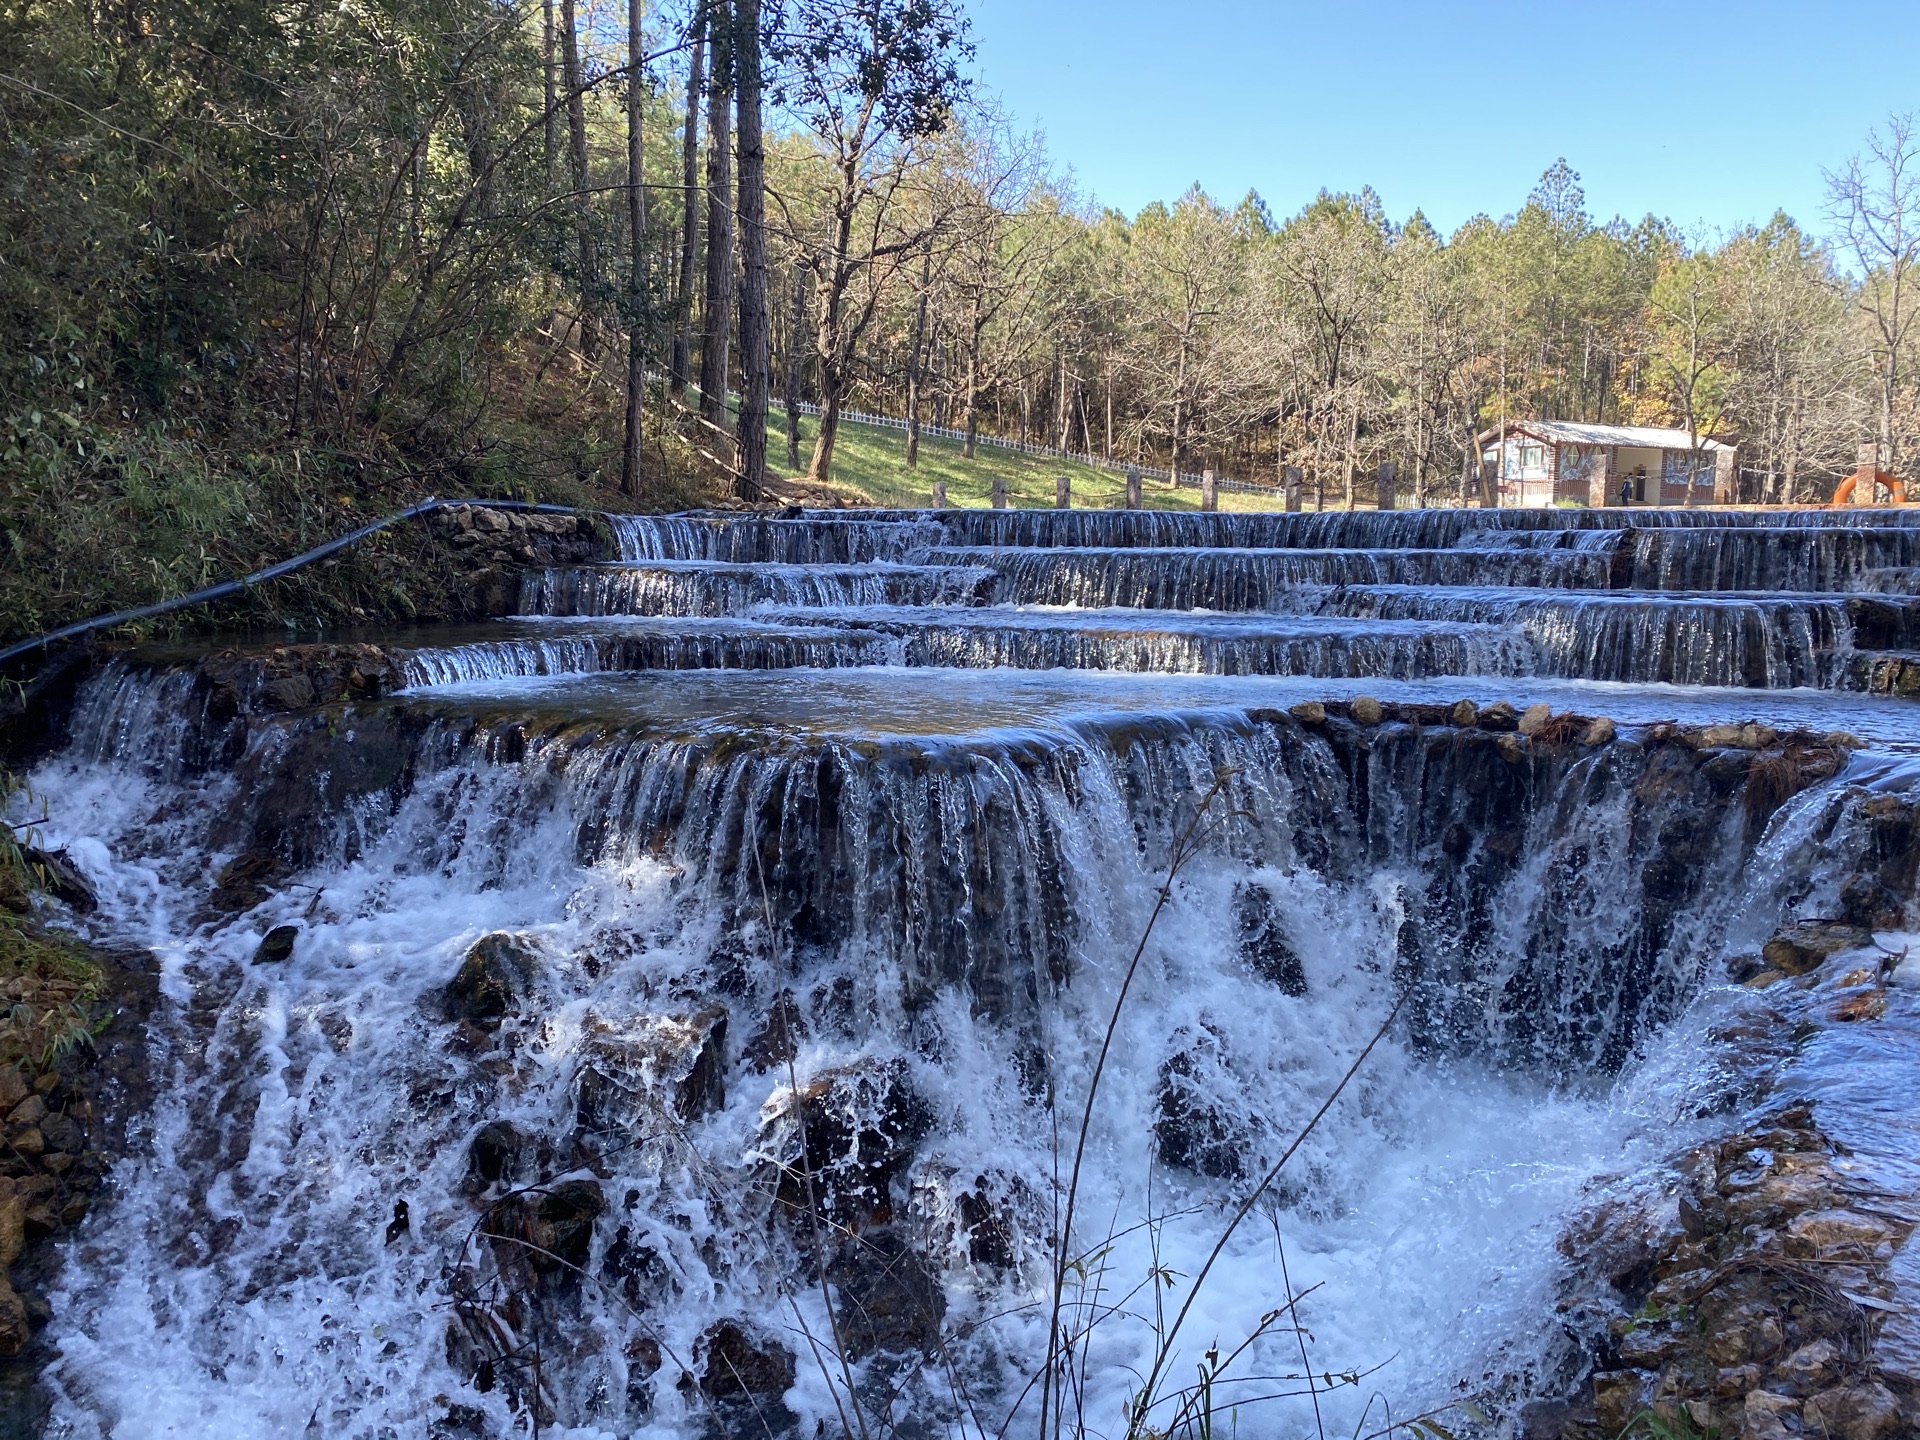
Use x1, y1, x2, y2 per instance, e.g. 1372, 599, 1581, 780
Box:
772, 415, 1291, 511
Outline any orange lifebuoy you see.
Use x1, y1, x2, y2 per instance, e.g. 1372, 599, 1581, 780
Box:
1832, 471, 1909, 504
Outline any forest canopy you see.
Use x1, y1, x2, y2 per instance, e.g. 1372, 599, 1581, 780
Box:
2, 0, 1916, 640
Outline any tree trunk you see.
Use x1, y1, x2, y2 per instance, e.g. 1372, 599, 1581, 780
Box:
731, 0, 768, 499
698, 16, 734, 429
560, 0, 598, 362
1169, 361, 1187, 479
667, 25, 703, 398
1342, 402, 1358, 511
543, 0, 558, 187
904, 250, 932, 467
785, 261, 808, 471
963, 305, 982, 458
619, 0, 648, 498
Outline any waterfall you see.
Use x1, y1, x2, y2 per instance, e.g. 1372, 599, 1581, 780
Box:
520, 561, 999, 616
16, 499, 1920, 1439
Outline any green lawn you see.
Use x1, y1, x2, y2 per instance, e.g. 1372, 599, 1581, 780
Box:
771, 414, 1292, 512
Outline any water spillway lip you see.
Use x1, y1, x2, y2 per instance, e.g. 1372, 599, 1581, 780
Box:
923, 543, 1609, 560
747, 602, 1511, 638
387, 666, 1920, 753
847, 505, 1920, 525
389, 606, 1535, 683
542, 558, 989, 577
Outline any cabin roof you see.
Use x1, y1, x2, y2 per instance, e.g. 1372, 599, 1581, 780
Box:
1479, 420, 1735, 452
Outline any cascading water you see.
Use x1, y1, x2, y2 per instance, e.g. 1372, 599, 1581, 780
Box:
15, 502, 1920, 1440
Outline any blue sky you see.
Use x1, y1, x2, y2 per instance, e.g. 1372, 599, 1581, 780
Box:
964, 0, 1920, 240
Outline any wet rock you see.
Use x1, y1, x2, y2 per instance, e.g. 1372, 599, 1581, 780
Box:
1558, 1191, 1675, 1304
1704, 1305, 1785, 1368
1514, 1398, 1577, 1440
200, 642, 406, 718
1786, 1208, 1895, 1258
1232, 882, 1306, 995
209, 851, 288, 913
1774, 1337, 1841, 1392
1154, 1024, 1245, 1181
1476, 699, 1519, 732
467, 1120, 525, 1189
1762, 921, 1871, 977
1617, 1317, 1685, 1368
1802, 1381, 1901, 1440
1517, 702, 1552, 736
429, 1402, 491, 1439
956, 1183, 1019, 1269
444, 933, 541, 1027
763, 1058, 933, 1230
1592, 1370, 1653, 1435
484, 1179, 605, 1280
38, 1113, 82, 1154
1583, 715, 1616, 745
743, 991, 807, 1074
1350, 695, 1383, 726
1448, 698, 1479, 727
1838, 872, 1907, 930
693, 1321, 795, 1430
603, 1224, 674, 1307
252, 924, 297, 965
1287, 700, 1326, 726
1696, 722, 1749, 748
827, 1227, 947, 1357
1726, 952, 1770, 983
18, 848, 96, 913
574, 1006, 728, 1138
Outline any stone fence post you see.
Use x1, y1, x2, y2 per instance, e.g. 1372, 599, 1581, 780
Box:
1056, 474, 1071, 510
1588, 448, 1614, 509
1853, 442, 1879, 506
1284, 465, 1302, 513
1125, 466, 1142, 510
1200, 469, 1218, 512
1376, 460, 1396, 511
931, 480, 947, 509
991, 476, 1007, 510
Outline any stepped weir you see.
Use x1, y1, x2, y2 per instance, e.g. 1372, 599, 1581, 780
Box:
15, 503, 1920, 1438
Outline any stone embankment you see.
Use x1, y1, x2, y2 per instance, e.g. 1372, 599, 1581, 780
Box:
429, 505, 604, 618
1533, 786, 1920, 1440
0, 855, 155, 1429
